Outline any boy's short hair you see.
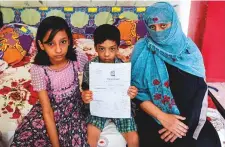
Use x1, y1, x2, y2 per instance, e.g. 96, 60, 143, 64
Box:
93, 24, 120, 46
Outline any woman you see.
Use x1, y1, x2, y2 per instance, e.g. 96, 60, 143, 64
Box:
131, 2, 221, 147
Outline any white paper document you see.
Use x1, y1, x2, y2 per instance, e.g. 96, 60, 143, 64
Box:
89, 62, 131, 118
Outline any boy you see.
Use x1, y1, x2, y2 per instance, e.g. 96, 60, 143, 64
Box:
82, 24, 139, 147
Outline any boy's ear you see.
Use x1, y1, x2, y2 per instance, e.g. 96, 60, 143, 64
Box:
116, 46, 119, 52
38, 40, 45, 50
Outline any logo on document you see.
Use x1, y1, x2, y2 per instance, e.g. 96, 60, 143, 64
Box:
110, 70, 115, 77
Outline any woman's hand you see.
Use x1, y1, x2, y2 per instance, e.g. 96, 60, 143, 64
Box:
82, 90, 93, 104
139, 101, 188, 139
127, 86, 138, 99
157, 113, 188, 138
159, 128, 179, 143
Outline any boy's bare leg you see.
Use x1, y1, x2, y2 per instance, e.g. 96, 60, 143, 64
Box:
87, 124, 101, 147
122, 131, 139, 147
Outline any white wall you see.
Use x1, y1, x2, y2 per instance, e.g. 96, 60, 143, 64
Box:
178, 0, 191, 35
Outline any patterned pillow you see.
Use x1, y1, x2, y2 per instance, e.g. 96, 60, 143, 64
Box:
75, 38, 97, 61
0, 23, 34, 65
117, 19, 147, 46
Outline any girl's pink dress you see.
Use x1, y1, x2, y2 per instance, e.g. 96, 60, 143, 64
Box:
11, 52, 89, 147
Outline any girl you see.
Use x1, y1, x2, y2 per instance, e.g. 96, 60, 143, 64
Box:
131, 2, 221, 147
11, 16, 89, 147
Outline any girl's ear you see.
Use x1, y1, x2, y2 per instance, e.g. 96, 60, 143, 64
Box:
38, 40, 45, 50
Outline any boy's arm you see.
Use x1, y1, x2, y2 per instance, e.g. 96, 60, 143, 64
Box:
81, 62, 90, 91
81, 62, 93, 105
128, 86, 138, 99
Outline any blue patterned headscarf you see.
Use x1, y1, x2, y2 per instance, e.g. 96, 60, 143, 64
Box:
131, 2, 205, 118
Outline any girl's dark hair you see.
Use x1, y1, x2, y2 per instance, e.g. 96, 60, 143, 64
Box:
93, 24, 120, 46
34, 16, 77, 65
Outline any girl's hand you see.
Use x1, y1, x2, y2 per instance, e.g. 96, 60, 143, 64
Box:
82, 90, 93, 104
127, 86, 138, 99
157, 113, 188, 138
159, 128, 179, 143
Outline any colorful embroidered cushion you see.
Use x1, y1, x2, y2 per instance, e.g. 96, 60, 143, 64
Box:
117, 19, 147, 46
75, 38, 97, 61
0, 23, 34, 65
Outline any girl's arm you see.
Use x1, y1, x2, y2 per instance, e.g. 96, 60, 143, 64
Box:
139, 101, 188, 138
38, 90, 60, 147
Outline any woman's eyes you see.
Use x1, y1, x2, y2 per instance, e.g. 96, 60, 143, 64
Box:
161, 24, 168, 29
149, 24, 168, 31
149, 25, 156, 30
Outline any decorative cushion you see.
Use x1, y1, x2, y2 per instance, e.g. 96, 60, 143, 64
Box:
0, 23, 34, 65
